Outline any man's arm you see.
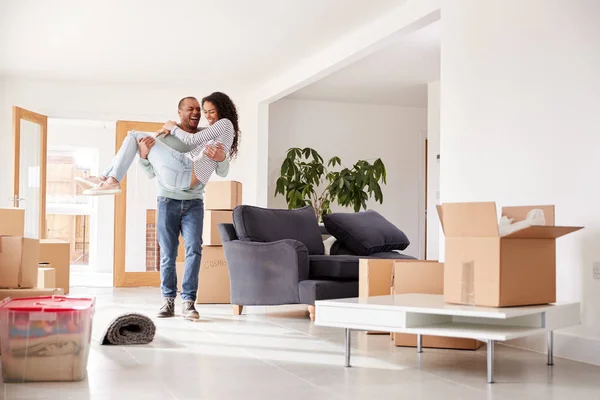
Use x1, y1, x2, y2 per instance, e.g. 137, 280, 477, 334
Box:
205, 142, 229, 177
138, 137, 156, 178
215, 158, 230, 177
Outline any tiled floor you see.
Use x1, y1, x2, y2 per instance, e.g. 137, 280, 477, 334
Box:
2, 287, 600, 400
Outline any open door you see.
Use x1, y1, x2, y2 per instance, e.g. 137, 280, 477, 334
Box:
12, 106, 48, 239
113, 120, 164, 287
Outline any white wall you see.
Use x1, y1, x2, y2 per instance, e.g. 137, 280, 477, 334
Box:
46, 118, 115, 273
426, 80, 440, 260
0, 77, 259, 208
268, 98, 427, 258
0, 77, 10, 202
441, 0, 600, 365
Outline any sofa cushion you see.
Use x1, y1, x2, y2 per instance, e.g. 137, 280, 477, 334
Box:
367, 252, 417, 260
309, 255, 360, 280
233, 205, 325, 255
323, 210, 410, 256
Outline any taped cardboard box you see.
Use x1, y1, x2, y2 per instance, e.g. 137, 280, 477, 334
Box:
359, 259, 394, 334
391, 260, 483, 350
0, 237, 39, 289
39, 239, 70, 295
437, 202, 583, 307
204, 181, 242, 211
0, 208, 25, 237
196, 246, 230, 304
203, 211, 233, 246
37, 264, 56, 289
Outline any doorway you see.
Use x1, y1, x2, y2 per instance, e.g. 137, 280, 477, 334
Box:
47, 118, 116, 288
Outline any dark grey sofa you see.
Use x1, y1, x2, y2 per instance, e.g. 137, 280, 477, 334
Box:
218, 205, 416, 320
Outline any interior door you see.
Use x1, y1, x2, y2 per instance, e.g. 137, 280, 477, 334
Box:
12, 106, 48, 239
113, 120, 164, 287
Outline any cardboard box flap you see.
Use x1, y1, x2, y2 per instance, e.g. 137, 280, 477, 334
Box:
436, 205, 445, 233
440, 202, 499, 237
503, 225, 583, 239
502, 205, 555, 226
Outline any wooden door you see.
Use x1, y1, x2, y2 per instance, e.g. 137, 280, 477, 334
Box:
12, 106, 48, 239
113, 120, 163, 287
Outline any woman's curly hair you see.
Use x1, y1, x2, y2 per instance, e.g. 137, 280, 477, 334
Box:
202, 92, 241, 159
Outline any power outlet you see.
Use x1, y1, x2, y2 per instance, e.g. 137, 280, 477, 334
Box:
594, 263, 600, 280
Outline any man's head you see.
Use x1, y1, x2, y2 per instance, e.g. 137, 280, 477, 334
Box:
177, 96, 201, 132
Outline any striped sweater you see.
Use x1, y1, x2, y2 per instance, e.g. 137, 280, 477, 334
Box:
169, 118, 235, 185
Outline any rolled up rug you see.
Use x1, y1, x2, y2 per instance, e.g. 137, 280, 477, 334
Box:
100, 313, 156, 345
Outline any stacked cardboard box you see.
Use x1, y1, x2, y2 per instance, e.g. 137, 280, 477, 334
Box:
197, 181, 241, 304
0, 208, 65, 301
174, 181, 242, 304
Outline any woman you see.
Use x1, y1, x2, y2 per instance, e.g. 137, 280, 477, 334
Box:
79, 92, 241, 195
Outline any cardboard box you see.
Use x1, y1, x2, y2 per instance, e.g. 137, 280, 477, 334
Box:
39, 239, 70, 295
437, 202, 583, 307
176, 235, 185, 262
391, 260, 483, 350
204, 181, 242, 210
203, 211, 233, 246
176, 261, 185, 292
359, 259, 394, 334
0, 237, 39, 289
196, 246, 230, 304
0, 209, 25, 237
37, 264, 56, 289
0, 288, 64, 302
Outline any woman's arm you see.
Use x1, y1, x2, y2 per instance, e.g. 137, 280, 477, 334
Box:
170, 119, 233, 147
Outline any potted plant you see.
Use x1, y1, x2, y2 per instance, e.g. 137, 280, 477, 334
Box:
274, 147, 387, 221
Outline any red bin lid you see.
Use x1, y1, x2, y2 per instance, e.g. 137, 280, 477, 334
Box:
0, 296, 95, 312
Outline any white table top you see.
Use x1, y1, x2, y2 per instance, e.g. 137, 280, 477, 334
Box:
315, 294, 577, 319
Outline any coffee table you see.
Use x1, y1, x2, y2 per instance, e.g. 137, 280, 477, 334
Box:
314, 294, 580, 383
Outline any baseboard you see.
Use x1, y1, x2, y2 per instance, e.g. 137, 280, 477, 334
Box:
504, 331, 600, 367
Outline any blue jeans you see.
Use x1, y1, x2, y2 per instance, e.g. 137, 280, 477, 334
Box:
157, 197, 204, 301
102, 131, 194, 191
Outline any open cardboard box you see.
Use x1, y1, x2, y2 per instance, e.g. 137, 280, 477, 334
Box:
437, 202, 583, 307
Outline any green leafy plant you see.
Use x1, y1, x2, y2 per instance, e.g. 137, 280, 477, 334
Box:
275, 147, 387, 221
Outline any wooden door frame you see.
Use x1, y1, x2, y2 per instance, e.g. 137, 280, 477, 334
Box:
13, 106, 48, 239
113, 120, 163, 287
424, 138, 428, 259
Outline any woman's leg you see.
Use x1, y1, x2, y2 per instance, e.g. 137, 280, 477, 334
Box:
85, 131, 194, 195
83, 131, 152, 195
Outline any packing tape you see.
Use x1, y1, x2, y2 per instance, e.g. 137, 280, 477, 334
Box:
460, 261, 475, 306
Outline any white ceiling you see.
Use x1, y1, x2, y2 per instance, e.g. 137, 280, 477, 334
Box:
0, 0, 406, 88
287, 20, 440, 107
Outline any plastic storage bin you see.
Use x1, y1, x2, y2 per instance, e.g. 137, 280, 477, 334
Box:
0, 296, 95, 382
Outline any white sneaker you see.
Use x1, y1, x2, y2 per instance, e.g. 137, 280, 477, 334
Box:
83, 180, 122, 196
75, 176, 105, 189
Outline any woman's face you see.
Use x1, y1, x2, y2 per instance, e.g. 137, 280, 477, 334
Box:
203, 101, 219, 125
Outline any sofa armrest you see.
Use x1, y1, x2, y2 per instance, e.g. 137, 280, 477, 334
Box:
222, 239, 309, 305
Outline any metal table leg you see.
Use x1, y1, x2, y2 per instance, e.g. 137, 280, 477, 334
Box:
345, 328, 351, 367
547, 331, 554, 366
487, 340, 495, 384
417, 334, 423, 353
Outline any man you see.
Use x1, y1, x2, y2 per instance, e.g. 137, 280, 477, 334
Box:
138, 96, 229, 319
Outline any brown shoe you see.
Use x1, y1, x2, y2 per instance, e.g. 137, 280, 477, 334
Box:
157, 298, 175, 318
182, 300, 199, 320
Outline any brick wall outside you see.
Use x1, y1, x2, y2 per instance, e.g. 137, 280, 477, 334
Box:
146, 210, 160, 272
